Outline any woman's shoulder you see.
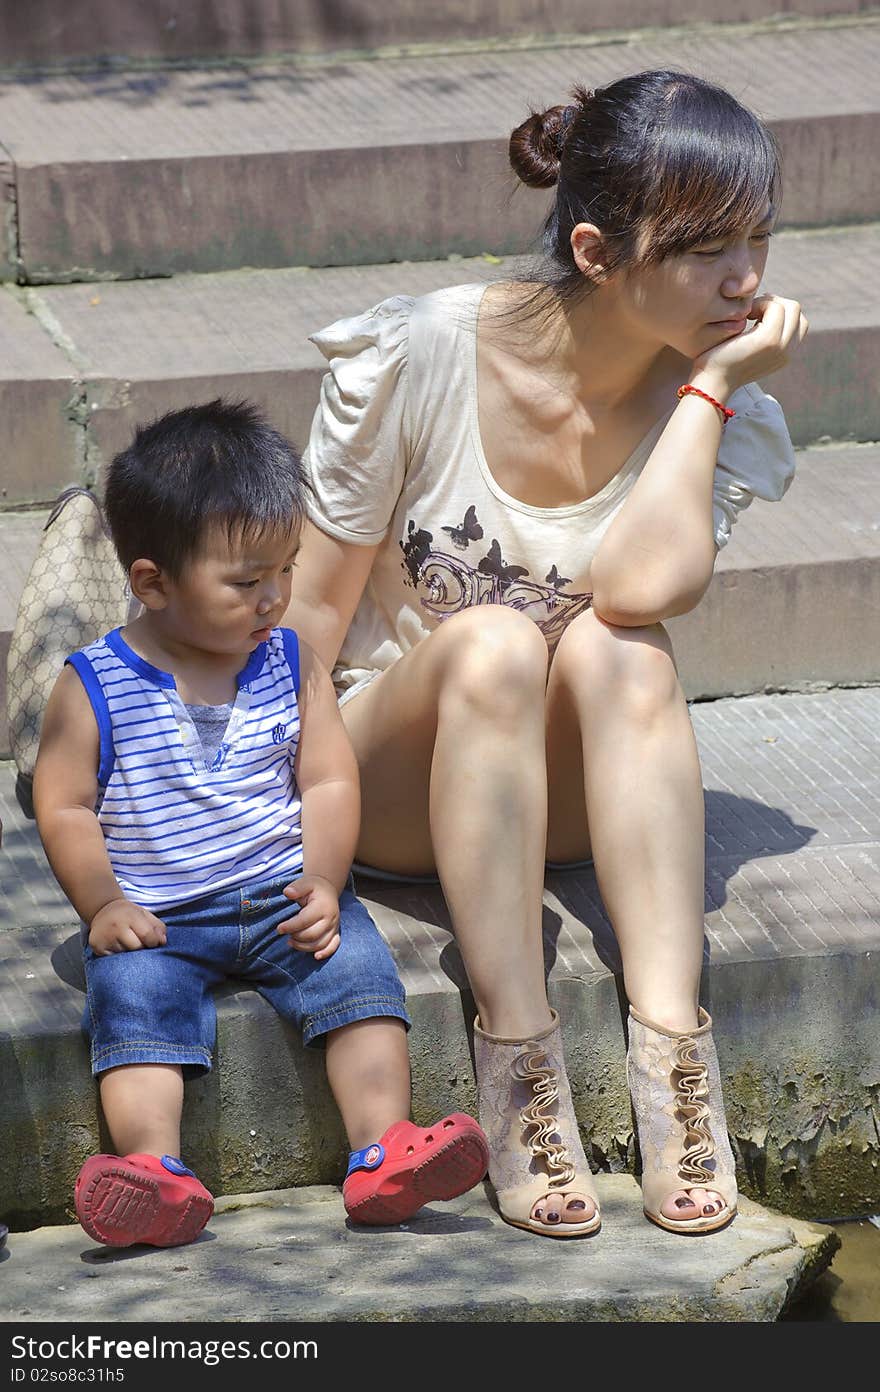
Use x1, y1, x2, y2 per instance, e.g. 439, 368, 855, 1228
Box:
308, 282, 487, 363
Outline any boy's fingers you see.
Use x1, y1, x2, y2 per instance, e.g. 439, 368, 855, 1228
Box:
283, 917, 332, 943
97, 926, 144, 953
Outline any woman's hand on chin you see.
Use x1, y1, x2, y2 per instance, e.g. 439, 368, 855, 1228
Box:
691, 293, 809, 397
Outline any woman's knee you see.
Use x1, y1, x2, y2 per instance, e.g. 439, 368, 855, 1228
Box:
552, 609, 681, 720
437, 605, 549, 716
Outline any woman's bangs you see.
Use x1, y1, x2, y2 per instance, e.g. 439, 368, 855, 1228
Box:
640, 124, 779, 262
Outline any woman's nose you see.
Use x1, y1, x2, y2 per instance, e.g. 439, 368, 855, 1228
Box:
722, 249, 761, 298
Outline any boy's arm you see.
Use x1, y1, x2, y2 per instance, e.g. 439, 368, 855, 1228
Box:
292, 638, 360, 894
33, 666, 166, 952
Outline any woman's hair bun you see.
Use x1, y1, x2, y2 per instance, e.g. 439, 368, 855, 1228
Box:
509, 103, 573, 188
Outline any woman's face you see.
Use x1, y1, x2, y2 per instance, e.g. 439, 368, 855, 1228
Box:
615, 208, 774, 361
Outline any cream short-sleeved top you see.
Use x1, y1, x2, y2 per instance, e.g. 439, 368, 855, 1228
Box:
303, 283, 797, 702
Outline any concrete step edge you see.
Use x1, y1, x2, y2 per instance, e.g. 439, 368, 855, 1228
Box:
3, 6, 877, 74
1, 222, 879, 509
3, 19, 880, 280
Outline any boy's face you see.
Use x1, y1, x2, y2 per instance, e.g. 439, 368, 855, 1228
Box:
162, 521, 301, 657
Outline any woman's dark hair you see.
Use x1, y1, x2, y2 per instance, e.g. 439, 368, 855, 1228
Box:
104, 398, 309, 576
508, 68, 780, 307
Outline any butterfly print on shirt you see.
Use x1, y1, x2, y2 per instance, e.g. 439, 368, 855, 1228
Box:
399, 509, 593, 650
442, 504, 484, 550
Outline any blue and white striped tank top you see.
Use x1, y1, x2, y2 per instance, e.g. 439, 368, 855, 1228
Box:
66, 627, 304, 912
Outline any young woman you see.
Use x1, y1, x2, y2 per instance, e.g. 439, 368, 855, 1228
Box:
283, 69, 808, 1238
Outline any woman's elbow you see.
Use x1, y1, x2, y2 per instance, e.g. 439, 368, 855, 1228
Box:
590, 562, 716, 628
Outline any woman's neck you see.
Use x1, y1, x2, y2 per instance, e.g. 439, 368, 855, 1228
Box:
490, 281, 681, 412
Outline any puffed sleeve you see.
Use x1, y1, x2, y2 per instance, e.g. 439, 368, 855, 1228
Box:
303, 295, 413, 545
712, 385, 797, 548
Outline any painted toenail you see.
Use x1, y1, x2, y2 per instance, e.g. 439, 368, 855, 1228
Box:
567, 1200, 586, 1211
546, 1212, 561, 1223
674, 1196, 694, 1209
703, 1204, 717, 1215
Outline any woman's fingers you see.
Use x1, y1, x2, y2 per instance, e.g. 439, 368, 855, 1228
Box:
747, 293, 788, 337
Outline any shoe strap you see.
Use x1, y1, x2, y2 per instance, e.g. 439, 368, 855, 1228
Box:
345, 1142, 385, 1178
160, 1155, 196, 1178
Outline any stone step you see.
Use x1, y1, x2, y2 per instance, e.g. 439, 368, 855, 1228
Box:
2, 683, 879, 1233
0, 1181, 838, 1325
1, 222, 878, 511
1, 17, 879, 282
2, 441, 879, 760
0, 1, 864, 67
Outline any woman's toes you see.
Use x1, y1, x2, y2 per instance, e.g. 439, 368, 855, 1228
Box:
661, 1188, 728, 1222
530, 1192, 596, 1227
530, 1197, 562, 1226
561, 1194, 596, 1224
662, 1190, 701, 1221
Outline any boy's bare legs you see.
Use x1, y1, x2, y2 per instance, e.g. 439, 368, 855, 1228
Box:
77, 1062, 212, 1248
325, 1018, 411, 1149
98, 1063, 185, 1157
329, 1017, 490, 1225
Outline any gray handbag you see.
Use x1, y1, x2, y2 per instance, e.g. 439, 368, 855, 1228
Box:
5, 487, 130, 816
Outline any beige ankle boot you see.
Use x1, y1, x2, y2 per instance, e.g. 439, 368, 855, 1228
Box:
626, 1005, 738, 1233
473, 1010, 600, 1238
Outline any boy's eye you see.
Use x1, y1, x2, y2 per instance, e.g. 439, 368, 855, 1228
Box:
235, 579, 259, 589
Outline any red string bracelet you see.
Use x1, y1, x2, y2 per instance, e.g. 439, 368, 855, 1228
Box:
677, 384, 735, 424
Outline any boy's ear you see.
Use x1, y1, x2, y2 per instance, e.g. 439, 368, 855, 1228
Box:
129, 558, 170, 610
571, 222, 610, 282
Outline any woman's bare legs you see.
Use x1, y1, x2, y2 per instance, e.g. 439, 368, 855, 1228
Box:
344, 605, 552, 1037
342, 605, 597, 1230
546, 609, 727, 1224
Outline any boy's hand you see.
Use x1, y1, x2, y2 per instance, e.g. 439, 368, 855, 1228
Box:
278, 875, 341, 960
88, 899, 168, 956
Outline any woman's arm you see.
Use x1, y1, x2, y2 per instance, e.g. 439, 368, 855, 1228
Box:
284, 520, 380, 673
590, 294, 807, 627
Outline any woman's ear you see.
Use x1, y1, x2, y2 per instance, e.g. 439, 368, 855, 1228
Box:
571, 222, 609, 282
129, 558, 169, 610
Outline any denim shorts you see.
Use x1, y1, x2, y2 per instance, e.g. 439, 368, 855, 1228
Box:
81, 875, 411, 1077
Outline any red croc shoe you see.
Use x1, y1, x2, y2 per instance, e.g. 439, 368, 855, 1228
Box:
75, 1153, 214, 1248
343, 1112, 490, 1226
